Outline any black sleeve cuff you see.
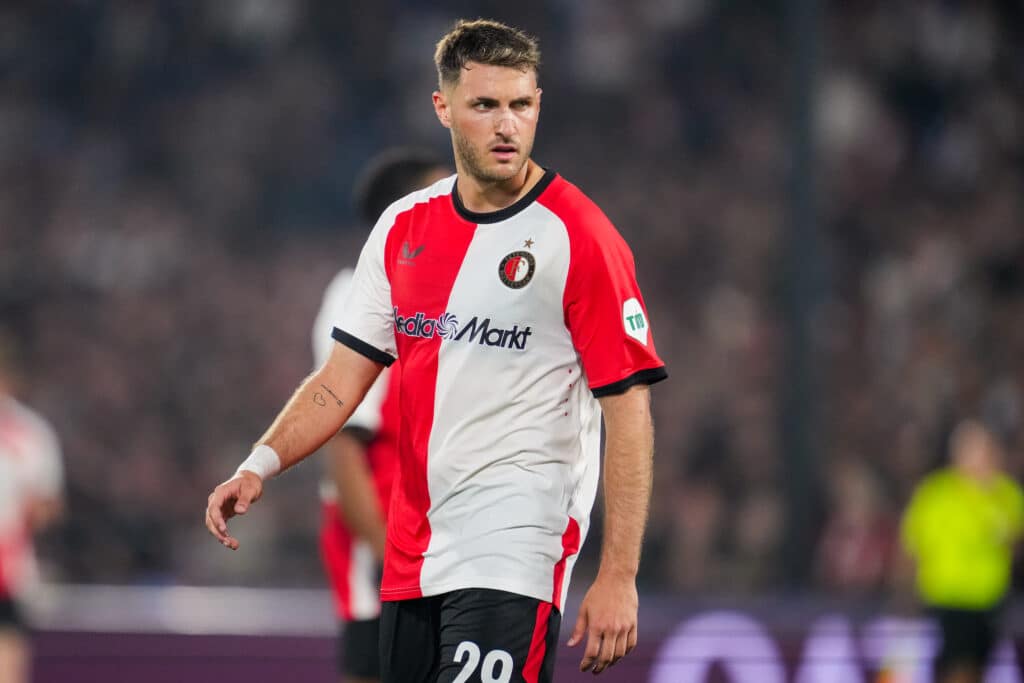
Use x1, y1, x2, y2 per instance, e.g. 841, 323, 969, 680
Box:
332, 328, 396, 367
591, 366, 668, 398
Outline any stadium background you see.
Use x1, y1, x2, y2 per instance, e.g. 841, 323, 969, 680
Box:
3, 0, 1023, 680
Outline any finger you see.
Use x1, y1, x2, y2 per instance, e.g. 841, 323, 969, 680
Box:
592, 629, 618, 674
579, 629, 602, 672
625, 625, 638, 655
205, 507, 235, 548
234, 478, 256, 514
204, 508, 223, 541
205, 501, 227, 539
567, 609, 588, 647
610, 629, 628, 667
208, 488, 233, 534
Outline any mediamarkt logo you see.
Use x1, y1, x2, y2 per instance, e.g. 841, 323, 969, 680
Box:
393, 308, 532, 350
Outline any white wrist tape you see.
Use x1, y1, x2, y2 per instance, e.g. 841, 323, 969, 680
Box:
235, 444, 282, 481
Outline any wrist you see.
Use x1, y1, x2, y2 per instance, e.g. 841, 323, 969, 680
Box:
235, 444, 282, 481
596, 561, 639, 583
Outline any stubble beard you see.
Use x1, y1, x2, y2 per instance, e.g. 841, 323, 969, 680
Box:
452, 125, 529, 184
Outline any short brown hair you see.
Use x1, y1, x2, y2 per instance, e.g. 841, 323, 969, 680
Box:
434, 19, 540, 88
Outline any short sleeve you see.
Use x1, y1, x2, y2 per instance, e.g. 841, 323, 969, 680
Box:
333, 214, 397, 367
563, 214, 667, 397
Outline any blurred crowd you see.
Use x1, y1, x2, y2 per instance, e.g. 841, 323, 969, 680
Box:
2, 0, 1022, 596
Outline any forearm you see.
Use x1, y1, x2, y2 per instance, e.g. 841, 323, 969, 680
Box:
597, 385, 654, 579
330, 431, 387, 559
254, 344, 384, 473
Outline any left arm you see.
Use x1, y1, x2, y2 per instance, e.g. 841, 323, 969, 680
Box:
568, 384, 654, 674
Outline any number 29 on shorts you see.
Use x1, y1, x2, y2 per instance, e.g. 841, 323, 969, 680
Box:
452, 641, 514, 683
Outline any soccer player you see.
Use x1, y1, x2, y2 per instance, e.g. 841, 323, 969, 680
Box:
901, 419, 1024, 683
206, 19, 667, 682
0, 338, 64, 683
313, 150, 449, 683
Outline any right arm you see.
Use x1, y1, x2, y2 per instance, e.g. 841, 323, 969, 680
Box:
205, 342, 385, 549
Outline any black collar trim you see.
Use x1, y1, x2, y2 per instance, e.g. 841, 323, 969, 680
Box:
452, 169, 557, 224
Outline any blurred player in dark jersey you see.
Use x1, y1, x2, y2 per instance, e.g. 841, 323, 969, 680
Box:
207, 19, 666, 682
312, 151, 449, 683
0, 337, 63, 683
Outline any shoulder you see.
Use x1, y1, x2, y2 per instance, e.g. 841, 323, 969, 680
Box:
913, 469, 954, 499
3, 398, 59, 450
315, 267, 357, 326
322, 267, 356, 301
538, 175, 628, 253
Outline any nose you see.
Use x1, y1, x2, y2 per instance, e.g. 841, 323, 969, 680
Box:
495, 110, 516, 138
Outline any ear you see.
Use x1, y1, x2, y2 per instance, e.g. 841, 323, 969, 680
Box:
536, 87, 542, 112
433, 91, 451, 129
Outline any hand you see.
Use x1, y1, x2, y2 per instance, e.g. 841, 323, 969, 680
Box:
205, 471, 264, 550
567, 570, 639, 674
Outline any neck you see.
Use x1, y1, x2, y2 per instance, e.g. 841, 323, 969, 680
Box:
456, 160, 544, 214
957, 462, 997, 485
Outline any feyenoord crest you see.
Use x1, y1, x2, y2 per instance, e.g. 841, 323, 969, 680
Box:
498, 251, 536, 289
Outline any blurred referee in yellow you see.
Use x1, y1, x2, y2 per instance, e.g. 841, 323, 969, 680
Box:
901, 419, 1024, 683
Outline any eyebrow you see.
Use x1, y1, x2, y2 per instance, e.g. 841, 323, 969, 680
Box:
469, 95, 534, 106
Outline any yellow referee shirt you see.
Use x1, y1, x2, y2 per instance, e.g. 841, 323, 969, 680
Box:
901, 467, 1024, 610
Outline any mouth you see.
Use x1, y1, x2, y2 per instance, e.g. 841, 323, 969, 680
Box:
490, 144, 517, 162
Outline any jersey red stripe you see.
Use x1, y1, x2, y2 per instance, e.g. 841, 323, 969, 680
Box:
523, 601, 553, 682
552, 516, 581, 610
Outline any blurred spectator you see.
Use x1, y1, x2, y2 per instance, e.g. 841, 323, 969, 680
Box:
815, 457, 898, 596
0, 335, 64, 683
901, 420, 1024, 683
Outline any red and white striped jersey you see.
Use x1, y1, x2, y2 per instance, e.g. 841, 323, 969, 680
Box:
333, 170, 666, 608
0, 397, 63, 598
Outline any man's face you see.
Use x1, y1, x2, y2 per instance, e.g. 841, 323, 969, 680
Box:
433, 62, 541, 183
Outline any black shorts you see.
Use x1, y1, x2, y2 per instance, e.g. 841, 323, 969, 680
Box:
0, 596, 24, 633
380, 588, 560, 683
933, 606, 1001, 672
339, 617, 381, 678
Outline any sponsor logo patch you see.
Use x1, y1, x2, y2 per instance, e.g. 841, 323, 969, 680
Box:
623, 298, 648, 346
393, 308, 532, 351
498, 250, 535, 289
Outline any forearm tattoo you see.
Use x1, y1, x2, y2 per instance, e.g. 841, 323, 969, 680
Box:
320, 384, 344, 408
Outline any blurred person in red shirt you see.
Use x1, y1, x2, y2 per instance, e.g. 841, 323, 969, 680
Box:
311, 150, 449, 683
0, 336, 63, 683
816, 457, 899, 596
